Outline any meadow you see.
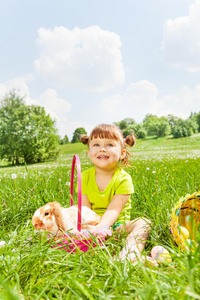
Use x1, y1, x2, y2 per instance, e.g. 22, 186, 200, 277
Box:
0, 135, 200, 300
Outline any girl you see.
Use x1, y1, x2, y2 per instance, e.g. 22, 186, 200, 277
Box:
80, 124, 151, 262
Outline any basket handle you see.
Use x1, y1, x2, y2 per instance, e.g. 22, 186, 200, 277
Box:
70, 155, 82, 232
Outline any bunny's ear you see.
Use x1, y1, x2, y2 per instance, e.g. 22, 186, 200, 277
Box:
50, 202, 65, 231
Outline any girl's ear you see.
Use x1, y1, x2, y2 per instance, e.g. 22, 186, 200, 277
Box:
120, 149, 126, 160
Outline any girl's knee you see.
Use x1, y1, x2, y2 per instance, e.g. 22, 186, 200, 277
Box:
142, 217, 151, 227
132, 217, 151, 230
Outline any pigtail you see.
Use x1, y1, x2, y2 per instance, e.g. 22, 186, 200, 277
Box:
124, 134, 136, 147
80, 134, 89, 145
121, 133, 136, 167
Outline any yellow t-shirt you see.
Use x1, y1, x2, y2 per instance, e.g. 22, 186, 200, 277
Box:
81, 167, 134, 223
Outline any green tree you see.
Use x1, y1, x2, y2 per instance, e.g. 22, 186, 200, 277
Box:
114, 118, 136, 137
187, 118, 198, 134
59, 136, 63, 145
143, 114, 159, 136
143, 114, 171, 137
60, 134, 69, 145
128, 123, 148, 139
172, 118, 198, 138
189, 111, 200, 132
0, 91, 60, 164
157, 117, 171, 137
136, 127, 147, 139
197, 113, 200, 132
167, 114, 179, 134
114, 118, 136, 130
71, 127, 87, 143
114, 118, 149, 139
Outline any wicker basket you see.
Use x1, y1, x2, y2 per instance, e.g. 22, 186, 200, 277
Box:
169, 191, 200, 250
51, 154, 112, 252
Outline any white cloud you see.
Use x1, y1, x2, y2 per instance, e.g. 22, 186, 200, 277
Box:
161, 85, 200, 115
101, 80, 200, 123
35, 89, 72, 138
101, 94, 123, 114
168, 85, 200, 112
36, 89, 71, 119
0, 75, 33, 101
34, 26, 125, 91
161, 0, 200, 72
102, 80, 162, 122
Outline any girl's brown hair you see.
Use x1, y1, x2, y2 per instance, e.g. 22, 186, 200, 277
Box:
80, 124, 136, 166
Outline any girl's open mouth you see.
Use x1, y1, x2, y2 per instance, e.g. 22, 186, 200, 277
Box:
97, 156, 109, 159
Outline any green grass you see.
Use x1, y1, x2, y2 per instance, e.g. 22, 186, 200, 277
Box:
0, 136, 200, 299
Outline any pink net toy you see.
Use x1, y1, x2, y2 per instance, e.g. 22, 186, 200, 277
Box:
51, 155, 112, 252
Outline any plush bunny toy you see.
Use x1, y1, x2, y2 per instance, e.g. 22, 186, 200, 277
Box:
32, 201, 101, 233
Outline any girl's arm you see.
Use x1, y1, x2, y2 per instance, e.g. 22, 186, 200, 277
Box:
97, 194, 130, 227
82, 194, 91, 209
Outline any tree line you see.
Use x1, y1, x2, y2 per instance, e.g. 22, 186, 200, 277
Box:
71, 113, 200, 144
114, 113, 200, 139
1, 91, 199, 165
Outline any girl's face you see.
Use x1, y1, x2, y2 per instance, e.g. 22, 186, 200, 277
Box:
88, 138, 126, 171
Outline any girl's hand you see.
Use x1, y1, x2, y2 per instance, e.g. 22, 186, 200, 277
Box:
82, 224, 110, 235
81, 224, 95, 230
81, 224, 98, 234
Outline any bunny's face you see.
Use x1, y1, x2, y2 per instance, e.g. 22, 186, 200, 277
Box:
32, 203, 59, 233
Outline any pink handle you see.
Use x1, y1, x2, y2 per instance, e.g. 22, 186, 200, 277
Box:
70, 155, 82, 232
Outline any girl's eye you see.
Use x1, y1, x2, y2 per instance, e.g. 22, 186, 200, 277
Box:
93, 144, 99, 147
108, 144, 114, 147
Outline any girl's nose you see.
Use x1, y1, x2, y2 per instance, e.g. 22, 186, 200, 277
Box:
100, 147, 106, 152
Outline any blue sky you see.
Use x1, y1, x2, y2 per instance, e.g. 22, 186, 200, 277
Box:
0, 0, 200, 139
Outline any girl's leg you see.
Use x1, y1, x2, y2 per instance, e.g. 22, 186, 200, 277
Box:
116, 217, 151, 261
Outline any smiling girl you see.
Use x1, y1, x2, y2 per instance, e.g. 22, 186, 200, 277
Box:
80, 124, 151, 262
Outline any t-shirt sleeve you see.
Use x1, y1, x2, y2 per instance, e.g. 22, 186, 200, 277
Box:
115, 172, 134, 195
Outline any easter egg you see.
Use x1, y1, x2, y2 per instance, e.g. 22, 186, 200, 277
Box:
151, 246, 164, 259
179, 226, 189, 239
151, 246, 172, 263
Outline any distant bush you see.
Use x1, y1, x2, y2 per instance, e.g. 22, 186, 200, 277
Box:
143, 115, 171, 137
60, 134, 69, 145
136, 128, 147, 139
71, 127, 87, 143
189, 112, 200, 133
196, 114, 200, 132
173, 119, 198, 138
